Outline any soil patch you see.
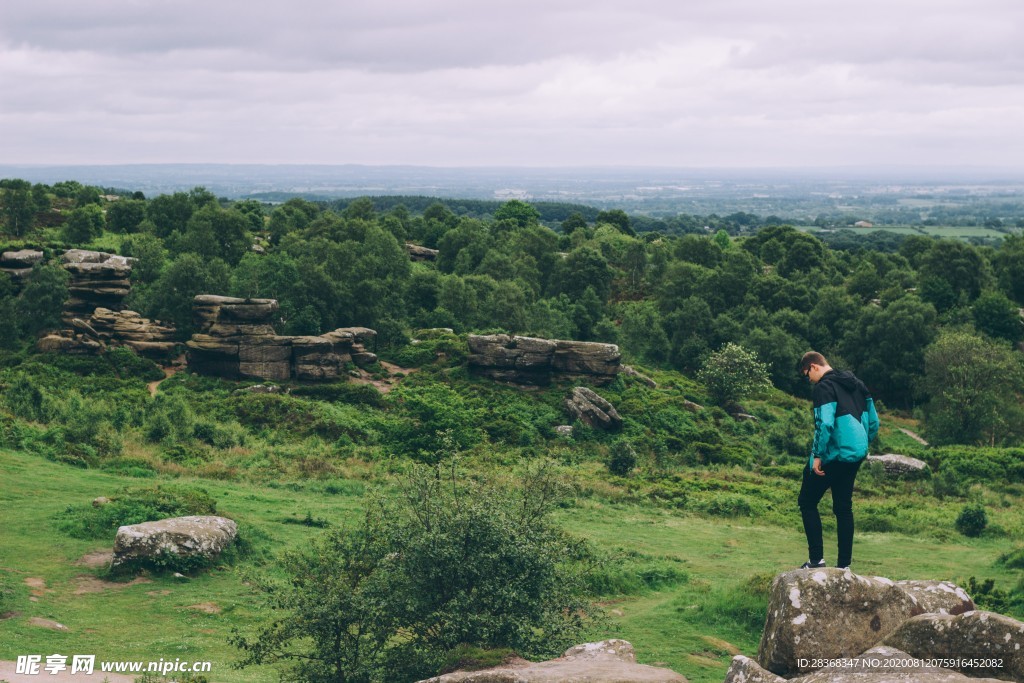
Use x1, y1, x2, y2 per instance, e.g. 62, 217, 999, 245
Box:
72, 575, 151, 595
185, 602, 221, 614
24, 577, 46, 596
0, 611, 19, 620
28, 617, 68, 631
147, 362, 183, 397
75, 551, 113, 568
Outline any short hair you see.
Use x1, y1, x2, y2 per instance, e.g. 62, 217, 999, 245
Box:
798, 351, 827, 374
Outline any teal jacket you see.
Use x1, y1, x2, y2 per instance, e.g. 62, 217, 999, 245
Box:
810, 369, 879, 469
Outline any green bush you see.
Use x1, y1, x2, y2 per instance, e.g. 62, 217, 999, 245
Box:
290, 382, 385, 407
955, 503, 988, 537
56, 484, 218, 540
607, 440, 637, 476
233, 458, 597, 683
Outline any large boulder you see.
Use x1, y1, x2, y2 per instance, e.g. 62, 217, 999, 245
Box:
757, 569, 973, 676
883, 610, 1024, 681
565, 386, 622, 430
865, 453, 929, 478
791, 645, 1005, 683
467, 335, 621, 385
112, 516, 238, 570
417, 639, 686, 683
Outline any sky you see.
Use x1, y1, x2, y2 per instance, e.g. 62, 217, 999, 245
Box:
1, 0, 1023, 168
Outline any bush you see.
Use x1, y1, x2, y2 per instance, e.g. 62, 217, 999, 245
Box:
607, 440, 637, 476
955, 503, 988, 537
697, 342, 771, 408
56, 484, 217, 540
233, 458, 597, 683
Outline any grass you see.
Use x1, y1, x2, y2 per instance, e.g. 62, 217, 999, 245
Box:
2, 447, 1021, 683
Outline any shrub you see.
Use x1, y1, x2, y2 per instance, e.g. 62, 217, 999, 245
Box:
607, 440, 637, 477
697, 342, 771, 408
56, 484, 217, 540
955, 503, 988, 537
233, 458, 597, 683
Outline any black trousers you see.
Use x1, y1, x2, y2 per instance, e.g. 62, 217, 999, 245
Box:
798, 459, 862, 568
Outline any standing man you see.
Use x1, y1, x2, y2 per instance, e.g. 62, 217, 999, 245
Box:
796, 352, 878, 570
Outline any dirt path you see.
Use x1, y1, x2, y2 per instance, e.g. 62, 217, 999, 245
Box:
348, 360, 417, 394
898, 427, 929, 446
147, 363, 182, 398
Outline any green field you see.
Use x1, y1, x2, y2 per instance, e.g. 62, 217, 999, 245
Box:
2, 445, 1021, 683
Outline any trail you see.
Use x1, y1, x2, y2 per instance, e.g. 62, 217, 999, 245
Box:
348, 360, 418, 394
898, 427, 929, 446
147, 362, 182, 397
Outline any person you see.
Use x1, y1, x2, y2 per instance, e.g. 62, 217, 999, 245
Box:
796, 351, 878, 570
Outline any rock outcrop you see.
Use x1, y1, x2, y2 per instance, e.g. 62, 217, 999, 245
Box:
757, 569, 975, 677
186, 295, 378, 382
61, 249, 135, 322
467, 334, 621, 385
37, 307, 177, 360
417, 639, 686, 683
112, 516, 238, 570
865, 453, 929, 478
406, 243, 439, 261
565, 386, 623, 431
0, 249, 44, 285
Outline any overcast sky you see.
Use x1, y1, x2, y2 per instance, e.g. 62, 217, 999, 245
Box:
1, 0, 1022, 168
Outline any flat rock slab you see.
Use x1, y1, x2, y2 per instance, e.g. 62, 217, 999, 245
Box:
866, 453, 929, 477
418, 640, 686, 683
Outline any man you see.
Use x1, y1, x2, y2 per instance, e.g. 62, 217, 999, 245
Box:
796, 351, 878, 570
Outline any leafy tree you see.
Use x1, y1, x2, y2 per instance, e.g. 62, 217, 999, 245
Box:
994, 234, 1024, 304
595, 209, 635, 236
233, 459, 595, 683
918, 240, 988, 306
842, 296, 937, 408
0, 179, 37, 236
921, 329, 1024, 446
121, 233, 167, 285
146, 192, 195, 238
140, 254, 230, 336
973, 290, 1023, 343
268, 198, 320, 244
547, 247, 613, 302
697, 342, 771, 409
174, 205, 251, 265
16, 265, 70, 337
106, 199, 147, 233
561, 212, 587, 234
494, 200, 540, 228
62, 205, 105, 243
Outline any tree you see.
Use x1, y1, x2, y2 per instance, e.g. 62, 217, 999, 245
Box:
921, 330, 1024, 446
175, 205, 251, 265
595, 209, 635, 236
697, 342, 771, 409
232, 458, 596, 683
1, 179, 37, 236
140, 254, 230, 336
106, 199, 147, 233
16, 265, 70, 337
561, 212, 587, 234
973, 290, 1023, 343
494, 200, 540, 229
62, 205, 105, 243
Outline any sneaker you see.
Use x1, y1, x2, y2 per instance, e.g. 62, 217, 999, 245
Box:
799, 559, 826, 569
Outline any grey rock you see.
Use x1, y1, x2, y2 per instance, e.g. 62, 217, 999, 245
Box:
723, 656, 784, 683
555, 425, 574, 437
792, 645, 1005, 683
894, 580, 974, 616
622, 365, 657, 388
112, 516, 238, 569
418, 639, 686, 683
883, 610, 1024, 681
565, 387, 622, 430
758, 569, 928, 676
866, 453, 929, 478
468, 335, 621, 385
406, 243, 439, 261
0, 249, 44, 268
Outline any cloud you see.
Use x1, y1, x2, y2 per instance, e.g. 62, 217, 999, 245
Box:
1, 0, 1023, 166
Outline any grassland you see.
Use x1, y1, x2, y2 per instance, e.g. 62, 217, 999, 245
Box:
2, 440, 1021, 683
